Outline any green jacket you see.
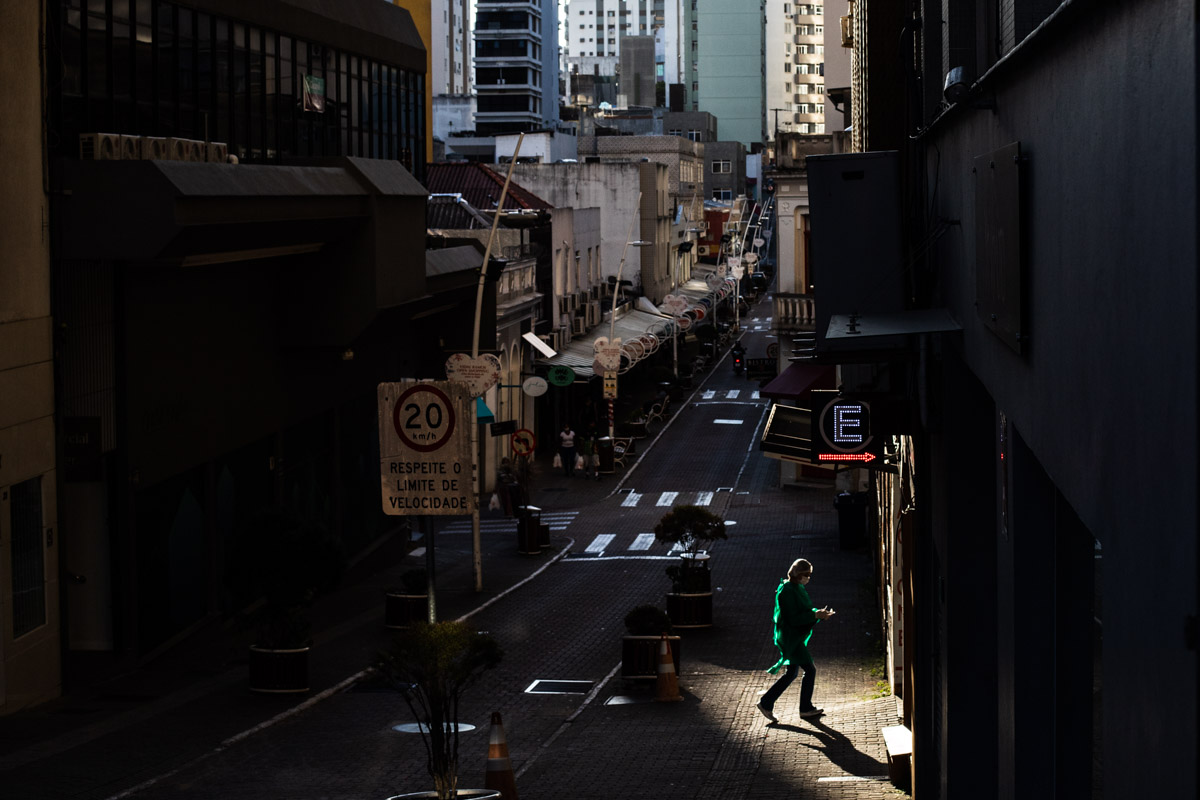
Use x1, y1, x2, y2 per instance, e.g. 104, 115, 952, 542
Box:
767, 579, 819, 673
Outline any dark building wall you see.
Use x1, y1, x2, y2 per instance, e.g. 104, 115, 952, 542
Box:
916, 0, 1197, 795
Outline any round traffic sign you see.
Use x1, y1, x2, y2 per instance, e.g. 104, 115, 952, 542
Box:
392, 384, 457, 453
767, 342, 779, 359
511, 429, 536, 456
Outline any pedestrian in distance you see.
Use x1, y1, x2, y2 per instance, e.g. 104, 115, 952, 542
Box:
559, 423, 577, 477
576, 429, 595, 479
757, 558, 835, 723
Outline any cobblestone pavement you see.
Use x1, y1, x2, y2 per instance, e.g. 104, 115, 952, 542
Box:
0, 302, 907, 799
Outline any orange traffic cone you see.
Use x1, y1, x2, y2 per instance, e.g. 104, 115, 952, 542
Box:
484, 711, 519, 800
655, 634, 683, 702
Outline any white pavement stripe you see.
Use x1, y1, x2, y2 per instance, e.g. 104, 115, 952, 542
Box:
702, 390, 716, 399
629, 533, 656, 551
714, 419, 745, 425
726, 389, 740, 399
585, 534, 615, 553
816, 776, 890, 783
668, 542, 685, 554
751, 391, 760, 399
694, 491, 714, 506
656, 491, 679, 506
621, 492, 642, 507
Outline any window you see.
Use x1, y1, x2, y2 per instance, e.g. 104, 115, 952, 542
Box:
785, 82, 792, 93
713, 188, 732, 200
712, 159, 731, 173
669, 128, 682, 136
784, 62, 792, 72
688, 129, 700, 141
785, 23, 792, 33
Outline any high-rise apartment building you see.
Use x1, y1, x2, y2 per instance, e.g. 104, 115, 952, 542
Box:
475, 0, 560, 134
695, 0, 766, 148
431, 0, 472, 95
564, 0, 671, 102
766, 0, 826, 141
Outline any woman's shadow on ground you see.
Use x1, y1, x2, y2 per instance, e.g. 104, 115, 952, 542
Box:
768, 717, 889, 778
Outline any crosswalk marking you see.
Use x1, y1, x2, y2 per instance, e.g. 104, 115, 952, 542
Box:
618, 491, 728, 508
726, 389, 740, 399
439, 511, 579, 534
630, 533, 656, 550
702, 390, 716, 399
714, 419, 744, 425
585, 534, 615, 553
751, 390, 760, 400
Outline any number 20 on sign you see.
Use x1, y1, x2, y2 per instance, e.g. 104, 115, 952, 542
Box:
377, 381, 475, 516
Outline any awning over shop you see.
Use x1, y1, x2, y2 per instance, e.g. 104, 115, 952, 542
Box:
759, 363, 836, 401
759, 403, 813, 463
538, 308, 678, 378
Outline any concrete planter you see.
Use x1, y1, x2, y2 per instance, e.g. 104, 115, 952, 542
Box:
248, 644, 310, 693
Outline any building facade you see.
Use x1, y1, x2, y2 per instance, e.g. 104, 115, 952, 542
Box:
816, 1, 1197, 797
2, 0, 441, 715
474, 0, 560, 135
430, 0, 472, 96
766, 0, 827, 141
695, 0, 766, 148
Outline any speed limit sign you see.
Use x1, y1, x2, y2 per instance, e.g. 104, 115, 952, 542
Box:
378, 381, 474, 515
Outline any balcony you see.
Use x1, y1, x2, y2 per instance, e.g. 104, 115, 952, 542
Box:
774, 293, 816, 332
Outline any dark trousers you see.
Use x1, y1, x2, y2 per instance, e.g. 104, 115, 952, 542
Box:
760, 659, 816, 711
560, 446, 575, 475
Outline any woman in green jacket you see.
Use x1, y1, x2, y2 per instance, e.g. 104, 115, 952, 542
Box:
757, 558, 835, 722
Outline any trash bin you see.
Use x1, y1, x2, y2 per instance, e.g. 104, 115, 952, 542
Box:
596, 436, 615, 474
517, 505, 542, 555
834, 492, 869, 550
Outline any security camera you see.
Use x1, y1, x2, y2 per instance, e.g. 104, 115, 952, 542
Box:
943, 66, 970, 104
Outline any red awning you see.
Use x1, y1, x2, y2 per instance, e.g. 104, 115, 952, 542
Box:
759, 363, 836, 401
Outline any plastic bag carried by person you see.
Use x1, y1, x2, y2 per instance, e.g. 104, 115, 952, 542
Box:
575, 454, 586, 470
553, 453, 563, 469
488, 493, 501, 511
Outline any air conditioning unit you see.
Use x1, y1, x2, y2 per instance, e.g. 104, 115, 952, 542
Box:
697, 245, 711, 256
587, 301, 602, 326
559, 296, 572, 315
167, 137, 204, 162
205, 141, 229, 163
119, 135, 141, 159
79, 133, 122, 160
548, 331, 563, 351
139, 136, 169, 160
576, 290, 589, 307
572, 317, 587, 335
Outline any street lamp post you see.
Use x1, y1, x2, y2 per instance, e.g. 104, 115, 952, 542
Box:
467, 133, 524, 593
606, 194, 651, 439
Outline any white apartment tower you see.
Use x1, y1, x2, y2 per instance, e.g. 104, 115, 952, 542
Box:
433, 0, 472, 95
564, 0, 666, 93
765, 0, 825, 139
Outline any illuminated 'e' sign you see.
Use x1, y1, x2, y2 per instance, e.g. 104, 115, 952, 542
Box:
818, 399, 872, 454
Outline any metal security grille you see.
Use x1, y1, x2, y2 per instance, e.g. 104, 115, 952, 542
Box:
11, 477, 46, 639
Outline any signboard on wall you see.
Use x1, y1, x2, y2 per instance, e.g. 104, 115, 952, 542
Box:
810, 390, 884, 464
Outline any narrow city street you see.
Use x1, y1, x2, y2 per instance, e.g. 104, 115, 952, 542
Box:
0, 298, 904, 800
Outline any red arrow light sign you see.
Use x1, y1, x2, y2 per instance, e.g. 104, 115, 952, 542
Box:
817, 453, 878, 463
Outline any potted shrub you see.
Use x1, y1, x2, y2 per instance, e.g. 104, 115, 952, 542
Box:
654, 505, 728, 628
379, 621, 504, 800
385, 568, 430, 630
620, 604, 681, 680
244, 508, 345, 693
